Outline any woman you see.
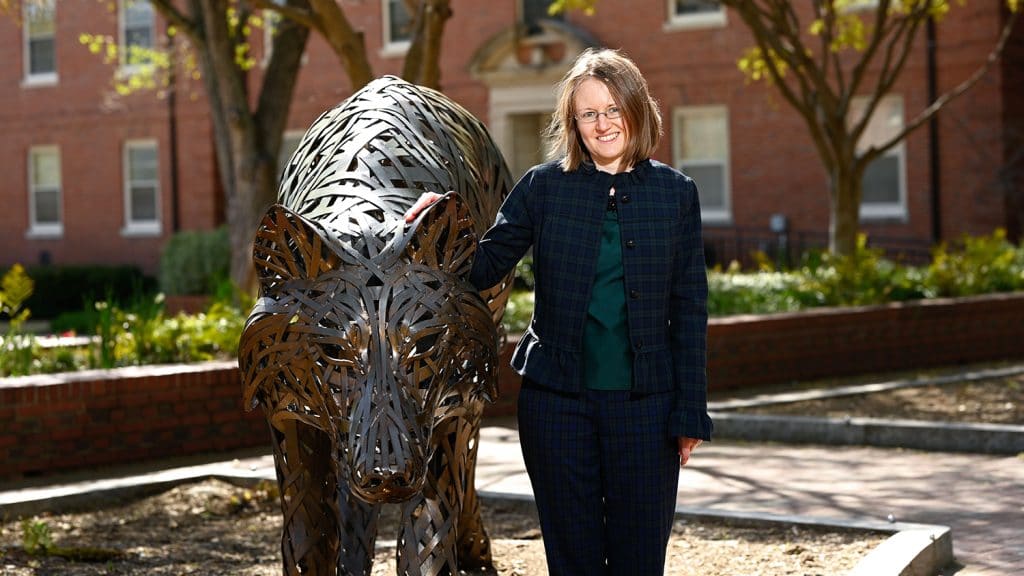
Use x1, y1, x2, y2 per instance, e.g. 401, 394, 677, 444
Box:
406, 48, 712, 575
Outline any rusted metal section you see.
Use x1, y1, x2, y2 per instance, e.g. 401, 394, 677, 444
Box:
239, 76, 513, 575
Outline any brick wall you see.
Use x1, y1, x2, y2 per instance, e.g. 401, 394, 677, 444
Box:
3, 292, 1023, 481
706, 292, 1024, 389
0, 363, 266, 481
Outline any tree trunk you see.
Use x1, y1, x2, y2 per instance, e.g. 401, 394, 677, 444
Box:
164, 0, 309, 292
308, 0, 374, 90
401, 0, 452, 89
226, 153, 277, 292
829, 166, 864, 256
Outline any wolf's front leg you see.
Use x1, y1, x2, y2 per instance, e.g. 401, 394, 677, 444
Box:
336, 475, 382, 576
395, 416, 472, 576
452, 410, 492, 570
270, 419, 342, 576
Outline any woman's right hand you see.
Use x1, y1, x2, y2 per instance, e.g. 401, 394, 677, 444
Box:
404, 192, 445, 223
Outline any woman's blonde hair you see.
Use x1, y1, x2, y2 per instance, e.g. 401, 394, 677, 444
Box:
546, 48, 663, 172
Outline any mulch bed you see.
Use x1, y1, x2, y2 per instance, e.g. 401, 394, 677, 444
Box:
725, 368, 1023, 425
0, 479, 885, 576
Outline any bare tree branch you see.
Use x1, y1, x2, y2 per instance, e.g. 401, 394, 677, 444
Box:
307, 0, 373, 89
248, 0, 320, 32
871, 7, 1021, 158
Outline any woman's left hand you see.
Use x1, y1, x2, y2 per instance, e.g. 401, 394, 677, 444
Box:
677, 437, 703, 467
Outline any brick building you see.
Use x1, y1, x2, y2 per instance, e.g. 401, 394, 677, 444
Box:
1, 0, 1022, 277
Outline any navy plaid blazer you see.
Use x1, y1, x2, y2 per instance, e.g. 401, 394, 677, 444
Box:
469, 158, 713, 440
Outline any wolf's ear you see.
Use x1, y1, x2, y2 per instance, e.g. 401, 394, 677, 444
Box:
404, 192, 477, 277
252, 204, 337, 291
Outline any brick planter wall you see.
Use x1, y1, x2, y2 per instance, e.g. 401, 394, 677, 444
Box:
2, 292, 1022, 481
706, 292, 1024, 390
0, 362, 266, 481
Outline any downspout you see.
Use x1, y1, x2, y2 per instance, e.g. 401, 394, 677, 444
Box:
166, 35, 181, 233
927, 16, 941, 243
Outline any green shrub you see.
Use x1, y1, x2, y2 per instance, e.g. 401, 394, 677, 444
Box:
159, 226, 230, 296
514, 256, 535, 291
797, 234, 927, 307
50, 308, 100, 335
707, 266, 806, 315
8, 265, 155, 320
925, 229, 1024, 297
503, 290, 534, 334
21, 519, 53, 556
1, 264, 37, 376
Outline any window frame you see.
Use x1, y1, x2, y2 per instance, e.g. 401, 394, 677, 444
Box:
664, 0, 727, 31
381, 0, 412, 57
27, 145, 63, 238
851, 95, 908, 220
119, 0, 155, 71
673, 105, 732, 224
22, 0, 58, 86
122, 139, 162, 236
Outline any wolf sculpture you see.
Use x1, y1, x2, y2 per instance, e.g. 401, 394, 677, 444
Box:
238, 76, 514, 576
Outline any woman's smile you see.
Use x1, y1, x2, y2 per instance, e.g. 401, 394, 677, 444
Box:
574, 77, 629, 173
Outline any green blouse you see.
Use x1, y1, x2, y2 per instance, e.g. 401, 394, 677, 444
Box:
582, 205, 634, 390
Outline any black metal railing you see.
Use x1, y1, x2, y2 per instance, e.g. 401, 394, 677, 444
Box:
703, 228, 932, 270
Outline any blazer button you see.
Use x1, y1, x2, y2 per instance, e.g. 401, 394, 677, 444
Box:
625, 239, 636, 249
620, 195, 631, 204
629, 289, 640, 299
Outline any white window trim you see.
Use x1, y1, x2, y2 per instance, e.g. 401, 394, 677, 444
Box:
118, 0, 154, 73
673, 106, 732, 224
664, 0, 727, 31
851, 95, 908, 221
380, 0, 411, 58
26, 145, 63, 238
122, 139, 162, 236
22, 0, 58, 86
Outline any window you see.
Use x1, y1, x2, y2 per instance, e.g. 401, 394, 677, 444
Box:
673, 106, 731, 222
23, 0, 56, 84
120, 0, 154, 68
850, 96, 907, 219
666, 0, 725, 30
277, 130, 304, 183
521, 0, 563, 36
382, 0, 413, 55
123, 141, 161, 235
28, 146, 62, 237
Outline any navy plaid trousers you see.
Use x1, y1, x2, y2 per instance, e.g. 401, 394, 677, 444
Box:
517, 380, 680, 576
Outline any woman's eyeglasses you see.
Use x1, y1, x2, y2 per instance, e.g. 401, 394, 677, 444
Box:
575, 106, 622, 124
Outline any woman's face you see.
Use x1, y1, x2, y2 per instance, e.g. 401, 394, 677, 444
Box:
573, 77, 629, 173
